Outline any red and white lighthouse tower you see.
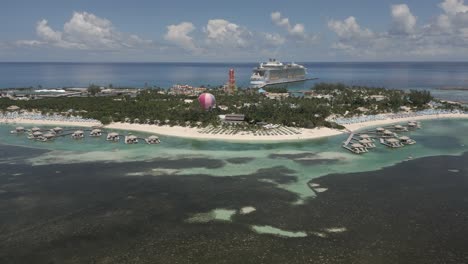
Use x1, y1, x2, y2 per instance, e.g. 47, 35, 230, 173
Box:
226, 68, 237, 93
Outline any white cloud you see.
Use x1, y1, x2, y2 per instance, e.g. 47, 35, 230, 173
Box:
391, 4, 417, 35
164, 22, 198, 52
204, 19, 252, 48
440, 0, 468, 15
271, 12, 308, 39
328, 1, 468, 59
263, 33, 286, 46
19, 12, 151, 50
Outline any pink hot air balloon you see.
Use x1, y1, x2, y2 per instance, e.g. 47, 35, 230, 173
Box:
198, 93, 216, 110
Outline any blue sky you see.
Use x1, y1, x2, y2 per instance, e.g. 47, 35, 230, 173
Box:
1, 0, 468, 62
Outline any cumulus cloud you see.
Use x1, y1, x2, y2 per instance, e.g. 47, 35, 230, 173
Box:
391, 4, 417, 35
204, 19, 252, 48
164, 22, 198, 52
271, 11, 308, 39
18, 12, 151, 50
328, 0, 468, 59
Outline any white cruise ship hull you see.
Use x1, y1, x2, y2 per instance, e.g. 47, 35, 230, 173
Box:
250, 59, 308, 88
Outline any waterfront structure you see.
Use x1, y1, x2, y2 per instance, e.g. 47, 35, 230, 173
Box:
106, 132, 120, 142
224, 114, 245, 123
52, 127, 63, 133
31, 127, 41, 133
145, 135, 161, 144
380, 138, 404, 148
10, 126, 25, 134
28, 131, 43, 139
90, 129, 103, 137
41, 133, 56, 142
125, 135, 138, 144
250, 59, 307, 88
399, 136, 416, 145
71, 130, 84, 139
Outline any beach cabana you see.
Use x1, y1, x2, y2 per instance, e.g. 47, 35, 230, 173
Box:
71, 130, 84, 139
124, 135, 138, 144
106, 132, 120, 142
145, 135, 161, 144
90, 129, 102, 137
10, 126, 25, 134
133, 118, 140, 124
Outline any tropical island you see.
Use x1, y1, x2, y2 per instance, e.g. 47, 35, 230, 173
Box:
1, 83, 467, 141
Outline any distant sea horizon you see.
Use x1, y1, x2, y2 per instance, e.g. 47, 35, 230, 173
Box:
1, 61, 468, 102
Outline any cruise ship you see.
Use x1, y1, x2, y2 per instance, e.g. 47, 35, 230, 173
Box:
250, 59, 307, 88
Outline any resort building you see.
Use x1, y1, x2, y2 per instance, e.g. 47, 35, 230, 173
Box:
223, 114, 245, 124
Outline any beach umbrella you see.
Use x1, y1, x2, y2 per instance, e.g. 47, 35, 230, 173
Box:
198, 93, 216, 110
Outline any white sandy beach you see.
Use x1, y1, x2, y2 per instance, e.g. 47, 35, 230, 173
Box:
2, 112, 468, 142
105, 122, 344, 142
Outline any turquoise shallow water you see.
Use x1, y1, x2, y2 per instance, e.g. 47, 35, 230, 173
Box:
1, 119, 468, 201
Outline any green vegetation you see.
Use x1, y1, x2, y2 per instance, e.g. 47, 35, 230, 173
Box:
0, 83, 462, 129
264, 87, 288, 93
87, 84, 102, 96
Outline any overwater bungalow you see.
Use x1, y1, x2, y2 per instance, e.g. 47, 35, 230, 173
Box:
106, 132, 120, 142
399, 136, 416, 145
359, 138, 376, 148
145, 135, 161, 144
28, 131, 43, 139
52, 127, 63, 133
393, 124, 407, 131
31, 127, 41, 133
359, 134, 374, 141
71, 130, 84, 139
383, 130, 395, 137
343, 143, 368, 154
407, 121, 421, 129
376, 127, 385, 133
10, 126, 25, 134
380, 138, 404, 148
124, 135, 138, 144
40, 133, 56, 142
90, 129, 103, 137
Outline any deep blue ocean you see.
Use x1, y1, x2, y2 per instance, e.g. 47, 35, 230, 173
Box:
1, 62, 468, 101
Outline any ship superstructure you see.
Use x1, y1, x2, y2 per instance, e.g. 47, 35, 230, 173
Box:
250, 59, 307, 88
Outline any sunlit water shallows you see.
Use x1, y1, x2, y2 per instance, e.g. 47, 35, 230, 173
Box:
1, 119, 468, 204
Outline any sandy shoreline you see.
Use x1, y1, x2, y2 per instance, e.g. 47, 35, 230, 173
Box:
2, 112, 468, 142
